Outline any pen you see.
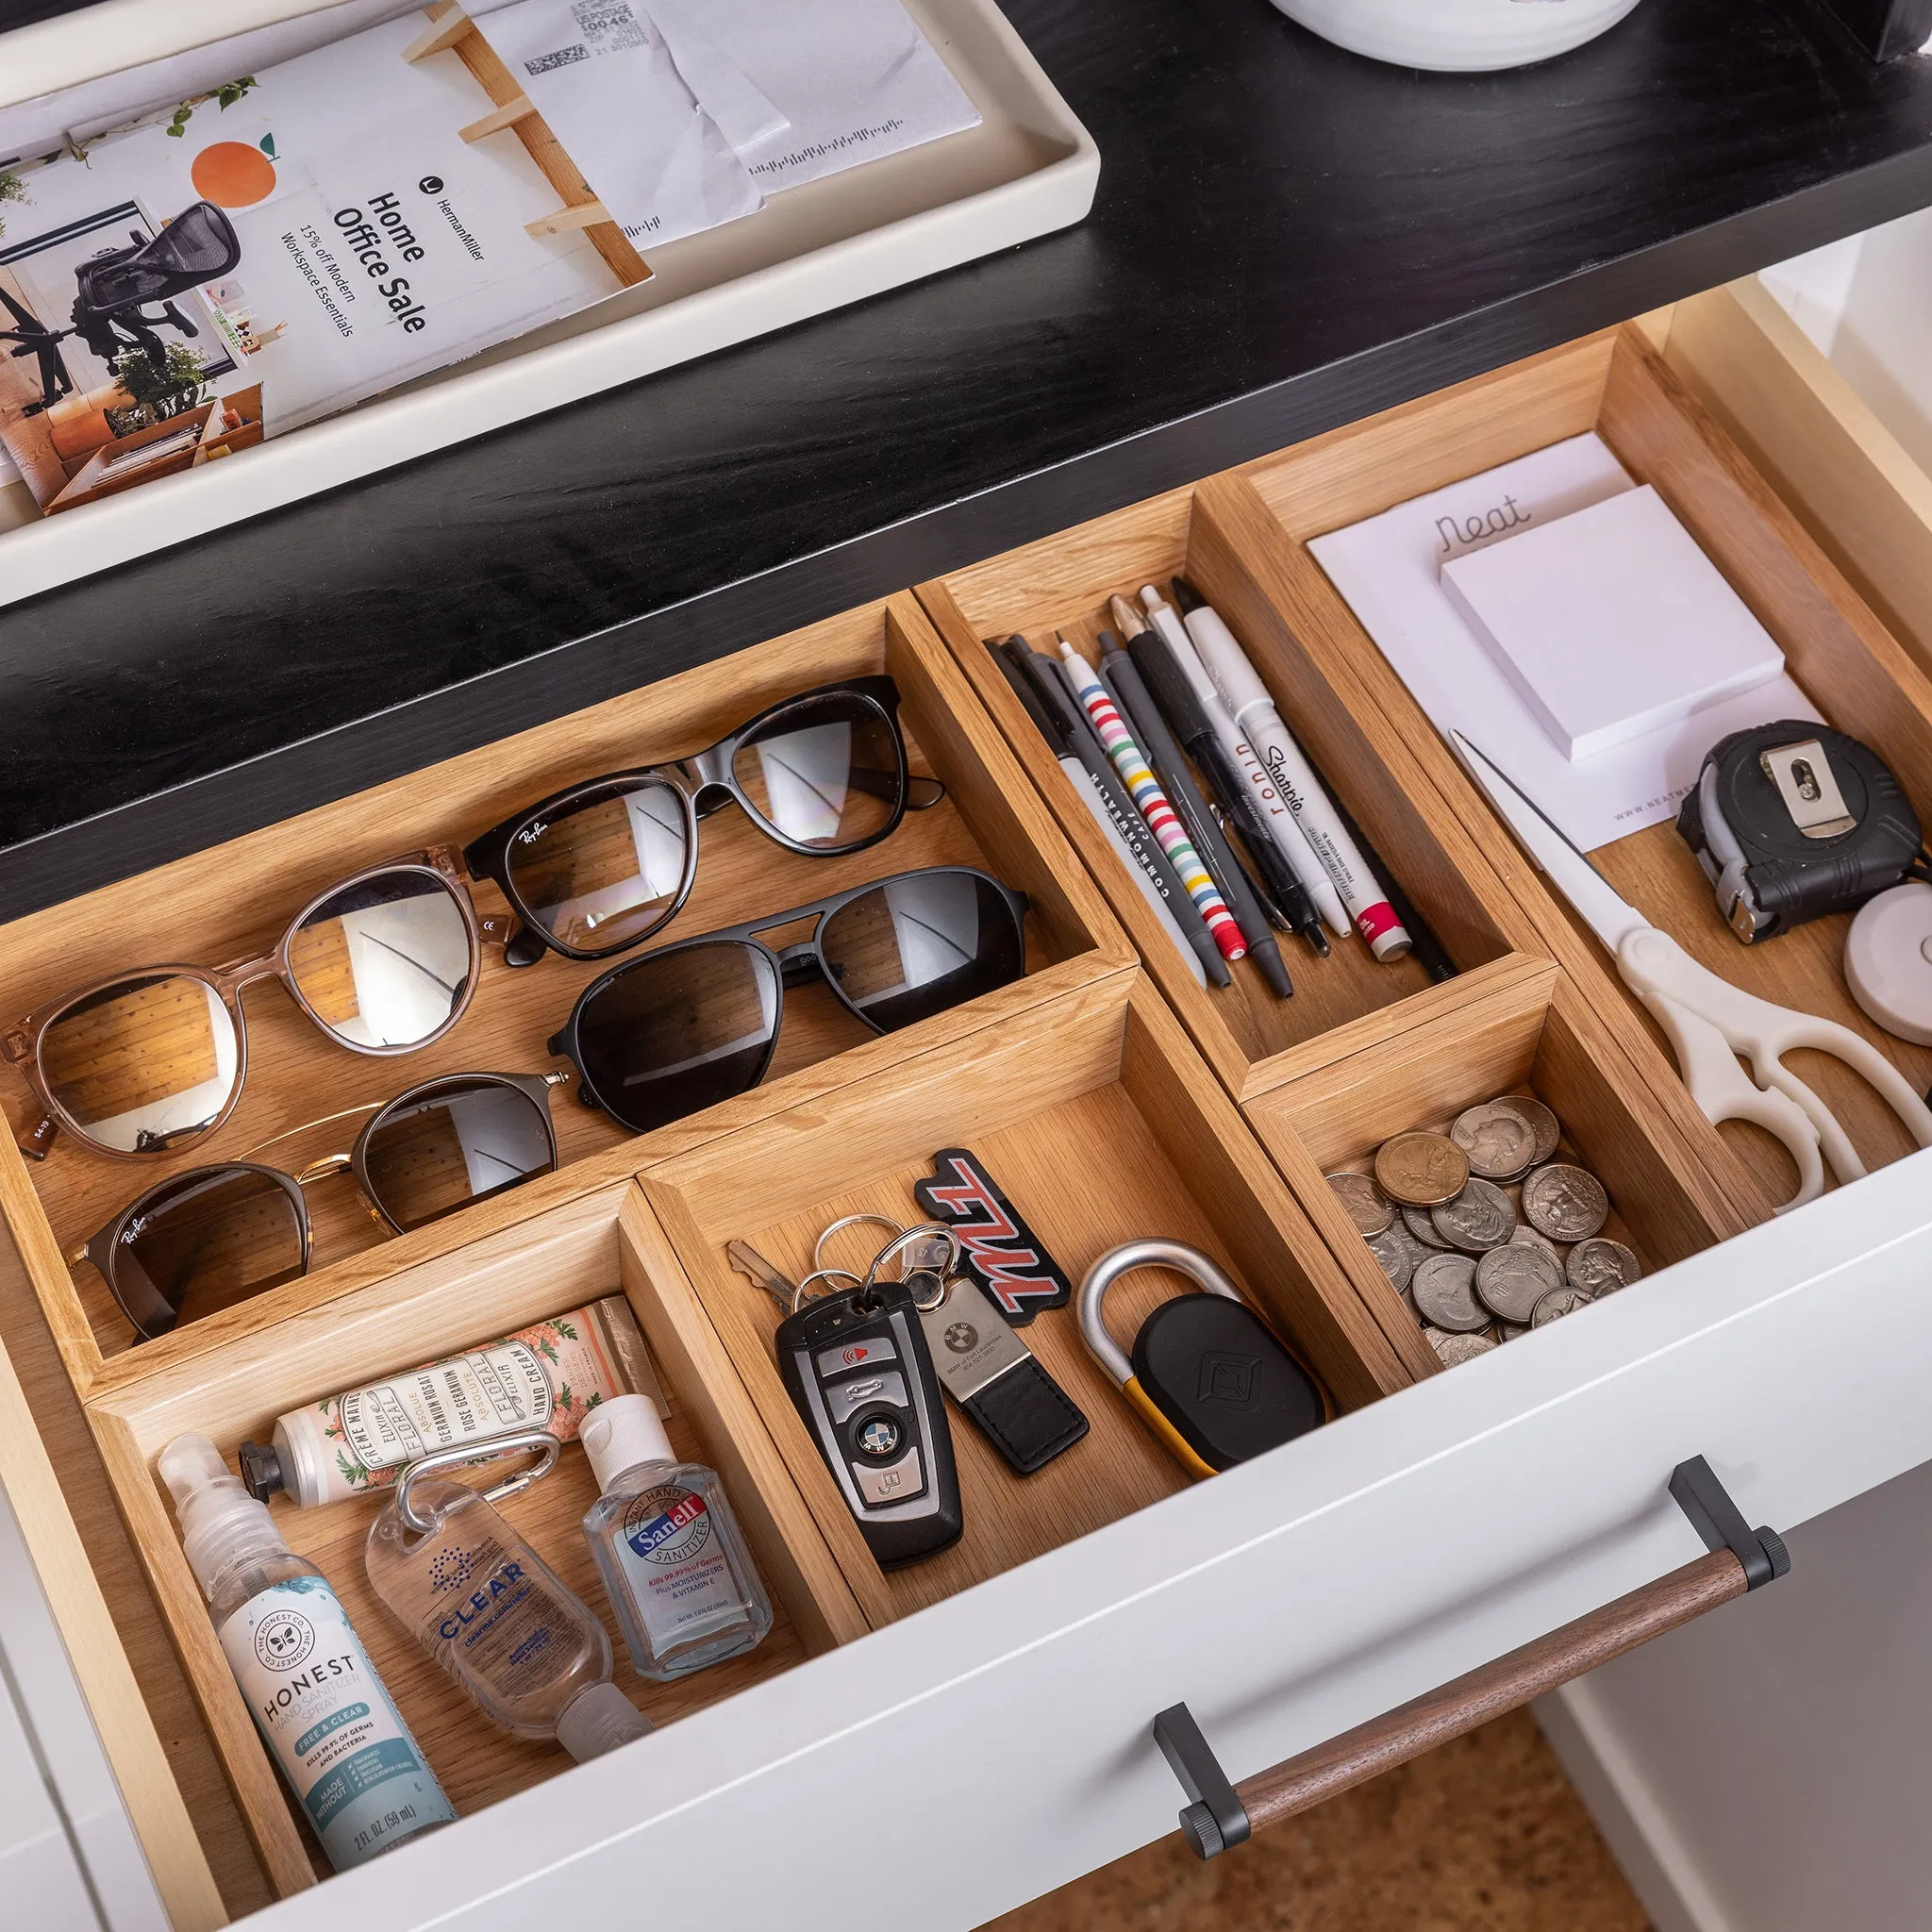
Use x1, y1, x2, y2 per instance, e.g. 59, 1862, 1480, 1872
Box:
1208, 800, 1293, 931
1173, 575, 1411, 962
1134, 584, 1352, 941
1098, 638, 1292, 999
1115, 597, 1332, 958
996, 639, 1228, 990
1057, 635, 1246, 967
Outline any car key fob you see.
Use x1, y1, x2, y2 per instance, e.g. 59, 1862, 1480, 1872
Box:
775, 1279, 963, 1569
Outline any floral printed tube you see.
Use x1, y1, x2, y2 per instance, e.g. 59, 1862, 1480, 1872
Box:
242, 1297, 664, 1508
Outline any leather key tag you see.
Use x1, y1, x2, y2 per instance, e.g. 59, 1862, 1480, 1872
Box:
913, 1147, 1071, 1327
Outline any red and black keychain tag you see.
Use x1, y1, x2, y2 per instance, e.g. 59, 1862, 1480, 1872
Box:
913, 1148, 1070, 1327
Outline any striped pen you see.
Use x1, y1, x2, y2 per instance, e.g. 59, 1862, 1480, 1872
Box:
1058, 635, 1246, 965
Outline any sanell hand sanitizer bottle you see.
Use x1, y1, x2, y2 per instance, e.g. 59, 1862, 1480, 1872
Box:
580, 1393, 773, 1681
158, 1433, 454, 1871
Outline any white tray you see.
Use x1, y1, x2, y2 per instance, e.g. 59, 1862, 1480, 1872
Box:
0, 0, 1097, 608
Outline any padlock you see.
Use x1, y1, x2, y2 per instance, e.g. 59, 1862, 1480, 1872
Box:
1077, 1240, 1331, 1477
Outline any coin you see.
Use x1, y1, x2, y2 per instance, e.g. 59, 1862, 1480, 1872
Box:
1429, 1328, 1497, 1367
1411, 1252, 1487, 1331
1430, 1176, 1517, 1253
1531, 1285, 1594, 1327
1364, 1224, 1415, 1291
1450, 1101, 1538, 1180
1508, 1224, 1565, 1267
1325, 1171, 1393, 1237
1403, 1205, 1453, 1249
1496, 1321, 1529, 1342
1567, 1237, 1641, 1295
1522, 1163, 1609, 1241
1374, 1131, 1469, 1207
1474, 1241, 1563, 1322
1496, 1095, 1561, 1167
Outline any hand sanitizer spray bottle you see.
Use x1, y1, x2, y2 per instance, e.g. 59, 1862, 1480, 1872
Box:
580, 1393, 773, 1680
366, 1474, 652, 1761
158, 1433, 454, 1871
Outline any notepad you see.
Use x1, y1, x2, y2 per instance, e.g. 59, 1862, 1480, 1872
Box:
1440, 486, 1788, 762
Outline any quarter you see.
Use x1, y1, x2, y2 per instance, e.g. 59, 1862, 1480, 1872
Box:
1403, 1205, 1454, 1249
1530, 1285, 1594, 1327
1450, 1101, 1538, 1180
1508, 1224, 1566, 1267
1374, 1131, 1469, 1207
1567, 1237, 1641, 1295
1411, 1252, 1487, 1332
1326, 1171, 1393, 1237
1364, 1224, 1416, 1291
1474, 1241, 1563, 1322
1429, 1329, 1497, 1367
1522, 1162, 1609, 1241
1496, 1095, 1562, 1167
1430, 1176, 1517, 1252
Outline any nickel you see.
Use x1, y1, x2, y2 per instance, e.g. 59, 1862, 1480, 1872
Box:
1326, 1171, 1393, 1237
1374, 1131, 1468, 1208
1412, 1252, 1488, 1332
1568, 1237, 1641, 1295
1429, 1329, 1497, 1367
1431, 1176, 1517, 1253
1474, 1241, 1563, 1322
1450, 1101, 1538, 1180
1522, 1162, 1609, 1242
1531, 1285, 1594, 1327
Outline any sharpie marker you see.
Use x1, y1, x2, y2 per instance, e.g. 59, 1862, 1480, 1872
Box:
1173, 577, 1412, 962
1133, 585, 1351, 941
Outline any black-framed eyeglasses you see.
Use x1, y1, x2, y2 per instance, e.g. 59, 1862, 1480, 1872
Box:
463, 675, 944, 970
75, 1071, 565, 1341
547, 867, 1029, 1135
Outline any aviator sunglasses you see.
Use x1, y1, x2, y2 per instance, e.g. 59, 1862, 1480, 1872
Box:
549, 865, 1028, 1134
75, 1071, 566, 1341
463, 675, 944, 969
5, 851, 488, 1163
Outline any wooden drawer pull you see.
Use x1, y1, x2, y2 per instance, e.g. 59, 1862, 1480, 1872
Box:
1156, 1456, 1788, 1857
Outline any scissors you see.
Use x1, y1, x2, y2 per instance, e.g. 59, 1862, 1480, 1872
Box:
1453, 731, 1932, 1211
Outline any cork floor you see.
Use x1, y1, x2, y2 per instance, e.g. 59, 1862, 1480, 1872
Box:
990, 1710, 1651, 1932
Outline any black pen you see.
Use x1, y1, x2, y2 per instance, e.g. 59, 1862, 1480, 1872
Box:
1117, 603, 1331, 957
1099, 637, 1292, 999
993, 639, 1230, 990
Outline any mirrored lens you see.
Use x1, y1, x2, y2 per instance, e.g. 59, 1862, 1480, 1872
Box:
361, 1077, 557, 1232
40, 973, 239, 1156
288, 869, 473, 1050
731, 693, 902, 850
506, 778, 691, 955
819, 873, 1024, 1032
575, 941, 781, 1133
111, 1167, 304, 1339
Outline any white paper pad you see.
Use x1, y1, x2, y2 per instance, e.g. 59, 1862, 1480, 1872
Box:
475, 0, 764, 246
1307, 433, 1824, 853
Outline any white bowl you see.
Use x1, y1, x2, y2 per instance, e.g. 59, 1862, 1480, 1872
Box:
1272, 0, 1644, 72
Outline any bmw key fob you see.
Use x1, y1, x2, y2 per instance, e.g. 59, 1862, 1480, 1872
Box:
775, 1280, 963, 1569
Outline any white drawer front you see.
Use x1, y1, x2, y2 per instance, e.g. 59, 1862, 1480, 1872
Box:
230, 1148, 1932, 1931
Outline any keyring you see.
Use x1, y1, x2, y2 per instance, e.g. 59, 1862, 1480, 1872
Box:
793, 1266, 862, 1313
393, 1428, 560, 1536
862, 1222, 961, 1309
814, 1212, 904, 1278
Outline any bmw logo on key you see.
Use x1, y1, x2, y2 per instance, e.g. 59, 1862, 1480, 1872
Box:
853, 1412, 903, 1461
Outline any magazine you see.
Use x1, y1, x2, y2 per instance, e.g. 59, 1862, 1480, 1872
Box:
0, 0, 979, 519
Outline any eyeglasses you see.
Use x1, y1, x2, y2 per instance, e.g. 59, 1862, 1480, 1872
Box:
74, 1071, 565, 1341
462, 675, 943, 969
4, 851, 483, 1163
547, 866, 1029, 1135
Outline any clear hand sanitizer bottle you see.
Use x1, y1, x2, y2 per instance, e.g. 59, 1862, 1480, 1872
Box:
580, 1393, 774, 1681
158, 1433, 454, 1872
365, 1475, 652, 1762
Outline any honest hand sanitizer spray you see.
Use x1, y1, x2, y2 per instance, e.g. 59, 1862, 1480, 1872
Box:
159, 1433, 454, 1870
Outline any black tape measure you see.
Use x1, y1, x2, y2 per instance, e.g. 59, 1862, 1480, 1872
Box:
1675, 722, 1925, 942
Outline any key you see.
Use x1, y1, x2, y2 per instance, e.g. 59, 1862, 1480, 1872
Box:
727, 1241, 802, 1319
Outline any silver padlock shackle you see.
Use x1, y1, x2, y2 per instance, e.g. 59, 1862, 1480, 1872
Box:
393, 1428, 561, 1535
1077, 1240, 1244, 1387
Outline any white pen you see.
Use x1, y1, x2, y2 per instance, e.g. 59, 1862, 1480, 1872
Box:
1136, 583, 1351, 940
1172, 575, 1412, 961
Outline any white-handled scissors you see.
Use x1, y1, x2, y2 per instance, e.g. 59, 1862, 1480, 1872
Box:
1453, 731, 1932, 1211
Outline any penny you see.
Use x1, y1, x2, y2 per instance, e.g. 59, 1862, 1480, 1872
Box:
1496, 1095, 1562, 1168
1429, 1328, 1497, 1367
1531, 1285, 1595, 1327
1326, 1171, 1393, 1237
1403, 1205, 1454, 1249
1567, 1237, 1641, 1295
1522, 1162, 1609, 1241
1508, 1224, 1566, 1268
1474, 1241, 1563, 1323
1411, 1252, 1488, 1332
1450, 1101, 1538, 1180
1364, 1225, 1416, 1292
1374, 1131, 1469, 1208
1430, 1176, 1517, 1253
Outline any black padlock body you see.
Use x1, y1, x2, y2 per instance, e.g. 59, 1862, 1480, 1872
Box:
1131, 1293, 1326, 1472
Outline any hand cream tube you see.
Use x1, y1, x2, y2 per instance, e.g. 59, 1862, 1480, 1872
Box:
239, 1296, 665, 1508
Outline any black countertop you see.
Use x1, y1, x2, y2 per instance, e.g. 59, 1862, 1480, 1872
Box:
6, 0, 1932, 921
